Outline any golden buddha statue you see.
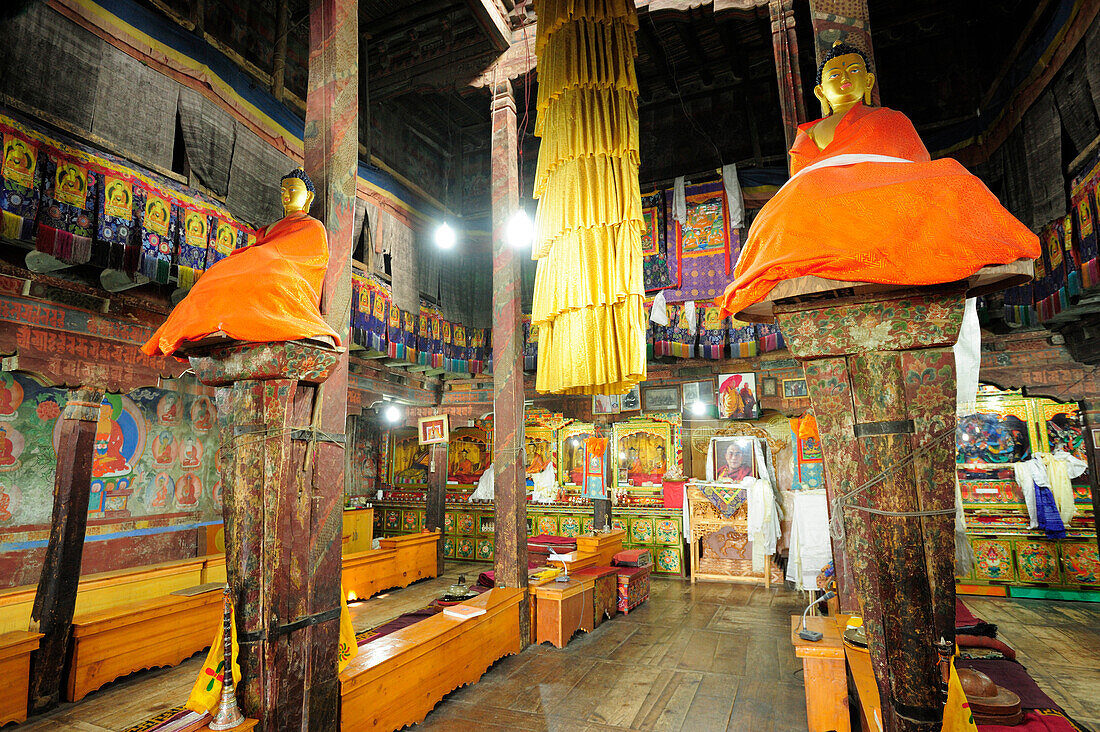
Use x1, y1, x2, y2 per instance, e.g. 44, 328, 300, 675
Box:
142, 169, 340, 357
717, 42, 1039, 319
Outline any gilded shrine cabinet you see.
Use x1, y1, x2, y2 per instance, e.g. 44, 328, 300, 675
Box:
372, 410, 687, 576
956, 385, 1098, 598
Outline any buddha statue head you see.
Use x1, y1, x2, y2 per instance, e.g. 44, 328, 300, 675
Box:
814, 41, 875, 118
280, 168, 316, 215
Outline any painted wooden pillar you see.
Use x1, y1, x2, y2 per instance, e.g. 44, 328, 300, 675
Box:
26, 386, 104, 714
303, 1, 357, 727
769, 0, 807, 148
192, 343, 341, 732
490, 79, 530, 645
775, 286, 962, 732
808, 0, 880, 106
425, 442, 447, 576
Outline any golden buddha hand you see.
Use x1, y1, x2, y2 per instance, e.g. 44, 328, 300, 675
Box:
814, 42, 875, 118
280, 168, 315, 216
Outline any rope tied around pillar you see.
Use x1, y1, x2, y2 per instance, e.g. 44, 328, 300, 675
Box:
829, 425, 958, 541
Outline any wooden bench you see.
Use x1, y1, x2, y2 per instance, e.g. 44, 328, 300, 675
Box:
533, 577, 595, 648
0, 631, 41, 726
0, 555, 223, 635
343, 531, 440, 602
340, 587, 522, 731
790, 615, 850, 732
67, 589, 223, 702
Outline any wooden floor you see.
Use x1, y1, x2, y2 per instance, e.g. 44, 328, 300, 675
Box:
9, 565, 1100, 732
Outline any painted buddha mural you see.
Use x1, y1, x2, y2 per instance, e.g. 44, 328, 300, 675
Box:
717, 42, 1039, 318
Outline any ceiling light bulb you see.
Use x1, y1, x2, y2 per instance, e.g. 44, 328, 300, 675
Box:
435, 222, 456, 249
384, 405, 402, 423
506, 209, 533, 248
691, 401, 706, 415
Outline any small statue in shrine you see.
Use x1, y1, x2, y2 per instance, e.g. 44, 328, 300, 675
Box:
142, 169, 340, 357
717, 42, 1039, 317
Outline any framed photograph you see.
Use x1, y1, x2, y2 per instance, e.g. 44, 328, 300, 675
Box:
1092, 428, 1100, 448
783, 378, 809, 399
716, 373, 759, 420
418, 415, 449, 445
621, 385, 641, 411
642, 385, 681, 413
761, 377, 778, 398
710, 436, 758, 482
593, 394, 621, 415
682, 380, 715, 407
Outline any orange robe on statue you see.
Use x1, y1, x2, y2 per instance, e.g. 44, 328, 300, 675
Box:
717, 103, 1039, 317
142, 211, 340, 356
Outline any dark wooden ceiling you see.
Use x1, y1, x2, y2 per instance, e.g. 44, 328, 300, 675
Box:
141, 0, 1049, 213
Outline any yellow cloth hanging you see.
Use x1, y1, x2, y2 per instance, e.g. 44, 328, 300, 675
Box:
942, 657, 979, 732
185, 588, 358, 715
531, 0, 646, 395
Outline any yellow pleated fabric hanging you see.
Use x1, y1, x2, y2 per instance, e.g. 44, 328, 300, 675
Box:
532, 0, 646, 395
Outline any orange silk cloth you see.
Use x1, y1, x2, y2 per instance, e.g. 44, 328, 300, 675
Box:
142, 211, 340, 357
717, 104, 1040, 318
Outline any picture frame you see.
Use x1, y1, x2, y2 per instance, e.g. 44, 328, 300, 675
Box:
1092, 428, 1100, 448
710, 435, 758, 482
417, 414, 449, 445
592, 393, 621, 415
716, 373, 759, 420
760, 377, 778, 398
621, 385, 641, 411
782, 378, 809, 399
642, 385, 681, 413
681, 380, 715, 407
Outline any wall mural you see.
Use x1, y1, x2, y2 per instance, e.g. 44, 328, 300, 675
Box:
0, 371, 222, 530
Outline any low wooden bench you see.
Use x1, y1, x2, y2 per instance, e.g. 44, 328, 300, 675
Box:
67, 589, 223, 702
340, 587, 522, 732
344, 532, 440, 602
0, 555, 223, 635
0, 631, 42, 726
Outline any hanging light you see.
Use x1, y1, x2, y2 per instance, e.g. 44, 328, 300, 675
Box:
435, 221, 456, 249
383, 404, 403, 423
507, 209, 534, 248
691, 401, 707, 416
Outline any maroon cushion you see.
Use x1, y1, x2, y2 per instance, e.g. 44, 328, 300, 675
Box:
613, 549, 652, 567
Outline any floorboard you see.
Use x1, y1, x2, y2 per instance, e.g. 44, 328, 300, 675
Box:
10, 564, 1100, 732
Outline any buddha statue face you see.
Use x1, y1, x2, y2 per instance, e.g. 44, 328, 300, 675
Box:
281, 176, 314, 215
814, 52, 875, 116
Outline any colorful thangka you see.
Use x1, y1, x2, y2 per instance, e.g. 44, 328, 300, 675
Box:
641, 190, 672, 292
662, 181, 738, 303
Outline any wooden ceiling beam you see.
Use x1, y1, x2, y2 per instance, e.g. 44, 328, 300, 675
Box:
362, 0, 457, 40
465, 0, 512, 51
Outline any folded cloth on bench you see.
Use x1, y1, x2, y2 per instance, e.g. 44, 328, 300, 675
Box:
357, 607, 442, 646
956, 598, 998, 638
528, 535, 578, 549
957, 634, 1016, 661
613, 549, 652, 567
975, 709, 1090, 732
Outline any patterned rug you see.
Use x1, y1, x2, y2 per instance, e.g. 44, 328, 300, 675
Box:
121, 706, 208, 732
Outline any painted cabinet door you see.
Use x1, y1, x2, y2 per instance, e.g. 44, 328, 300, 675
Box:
1061, 542, 1100, 586
971, 539, 1015, 583
1014, 540, 1060, 584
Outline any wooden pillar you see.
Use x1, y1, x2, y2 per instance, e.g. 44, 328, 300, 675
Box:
775, 286, 962, 732
769, 0, 807, 148
425, 442, 447, 576
195, 343, 341, 732
808, 0, 880, 106
26, 386, 104, 714
302, 1, 357, 728
490, 79, 530, 645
